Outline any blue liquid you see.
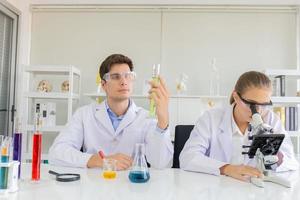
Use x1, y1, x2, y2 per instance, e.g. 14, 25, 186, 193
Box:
0, 156, 9, 189
128, 171, 150, 183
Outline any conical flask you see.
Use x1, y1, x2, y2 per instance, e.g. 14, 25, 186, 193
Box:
128, 143, 150, 183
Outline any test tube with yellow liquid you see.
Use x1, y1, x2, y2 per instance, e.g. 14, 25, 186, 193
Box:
102, 159, 117, 180
149, 64, 160, 117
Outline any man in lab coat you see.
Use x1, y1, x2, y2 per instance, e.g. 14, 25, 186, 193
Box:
49, 54, 173, 169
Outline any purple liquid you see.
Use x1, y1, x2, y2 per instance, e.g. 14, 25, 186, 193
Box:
13, 132, 22, 178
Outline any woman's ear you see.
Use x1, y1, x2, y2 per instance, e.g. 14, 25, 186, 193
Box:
232, 91, 239, 103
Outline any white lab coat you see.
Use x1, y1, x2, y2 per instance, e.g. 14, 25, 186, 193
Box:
49, 100, 174, 168
180, 105, 299, 175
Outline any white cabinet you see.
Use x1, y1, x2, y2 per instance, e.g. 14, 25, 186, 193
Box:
265, 69, 300, 154
22, 65, 81, 160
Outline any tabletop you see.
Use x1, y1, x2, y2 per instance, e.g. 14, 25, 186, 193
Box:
1, 164, 300, 200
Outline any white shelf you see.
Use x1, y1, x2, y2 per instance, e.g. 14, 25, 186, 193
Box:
24, 92, 79, 99
26, 125, 65, 132
288, 131, 300, 137
84, 92, 228, 99
25, 65, 81, 76
84, 93, 148, 99
172, 95, 227, 99
264, 69, 300, 77
24, 153, 48, 161
271, 96, 300, 104
23, 65, 81, 161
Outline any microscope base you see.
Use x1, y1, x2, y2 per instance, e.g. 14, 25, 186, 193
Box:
250, 177, 264, 188
250, 175, 291, 188
264, 175, 292, 188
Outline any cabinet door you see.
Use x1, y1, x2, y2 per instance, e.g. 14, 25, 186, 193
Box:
0, 3, 18, 136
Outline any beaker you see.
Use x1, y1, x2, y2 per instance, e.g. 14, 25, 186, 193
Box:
128, 143, 150, 183
102, 159, 117, 180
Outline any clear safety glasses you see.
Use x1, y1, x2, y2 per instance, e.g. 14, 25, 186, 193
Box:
103, 71, 136, 82
237, 92, 273, 111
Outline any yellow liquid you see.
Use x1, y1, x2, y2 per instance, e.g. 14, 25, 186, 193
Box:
149, 77, 160, 117
102, 171, 117, 179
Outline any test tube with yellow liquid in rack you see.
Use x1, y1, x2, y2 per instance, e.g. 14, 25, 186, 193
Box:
149, 64, 160, 117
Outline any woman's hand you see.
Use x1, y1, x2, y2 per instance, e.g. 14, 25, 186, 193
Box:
220, 164, 263, 181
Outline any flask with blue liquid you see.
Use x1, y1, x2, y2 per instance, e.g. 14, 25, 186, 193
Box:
128, 143, 150, 183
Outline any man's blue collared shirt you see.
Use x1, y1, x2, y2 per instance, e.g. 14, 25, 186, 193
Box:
105, 101, 125, 131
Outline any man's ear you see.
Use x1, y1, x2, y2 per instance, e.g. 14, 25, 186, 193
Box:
101, 80, 108, 93
101, 80, 106, 88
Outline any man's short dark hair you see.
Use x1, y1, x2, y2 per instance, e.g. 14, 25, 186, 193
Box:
99, 54, 133, 80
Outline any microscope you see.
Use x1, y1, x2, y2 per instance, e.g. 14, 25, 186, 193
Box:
242, 104, 291, 188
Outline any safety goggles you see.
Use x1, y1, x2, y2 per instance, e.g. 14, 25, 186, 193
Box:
237, 92, 273, 111
103, 71, 136, 82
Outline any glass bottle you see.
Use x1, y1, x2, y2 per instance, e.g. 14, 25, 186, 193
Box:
32, 113, 42, 181
128, 143, 150, 183
13, 116, 22, 179
176, 73, 188, 94
149, 64, 160, 117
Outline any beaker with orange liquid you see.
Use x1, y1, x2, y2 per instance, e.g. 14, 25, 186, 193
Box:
102, 159, 117, 180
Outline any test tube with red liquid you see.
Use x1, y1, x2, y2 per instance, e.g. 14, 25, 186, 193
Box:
32, 113, 42, 181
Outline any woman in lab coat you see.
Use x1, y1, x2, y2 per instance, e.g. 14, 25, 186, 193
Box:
180, 71, 299, 181
49, 54, 173, 169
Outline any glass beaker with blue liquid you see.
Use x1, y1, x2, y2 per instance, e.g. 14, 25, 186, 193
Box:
128, 143, 150, 183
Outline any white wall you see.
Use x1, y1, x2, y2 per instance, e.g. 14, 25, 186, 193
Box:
7, 2, 300, 153
28, 7, 298, 144
29, 0, 300, 5
30, 8, 297, 100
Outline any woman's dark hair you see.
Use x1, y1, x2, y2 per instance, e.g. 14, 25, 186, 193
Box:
99, 54, 133, 80
230, 71, 272, 104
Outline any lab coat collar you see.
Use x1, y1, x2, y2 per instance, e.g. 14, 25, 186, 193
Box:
94, 101, 115, 135
94, 99, 139, 136
115, 101, 139, 135
231, 114, 244, 137
218, 104, 235, 162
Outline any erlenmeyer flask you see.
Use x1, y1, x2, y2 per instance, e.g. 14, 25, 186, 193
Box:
128, 143, 150, 183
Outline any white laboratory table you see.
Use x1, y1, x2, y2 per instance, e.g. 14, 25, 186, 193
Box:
1, 164, 300, 200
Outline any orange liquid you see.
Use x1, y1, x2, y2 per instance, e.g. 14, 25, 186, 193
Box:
102, 171, 117, 179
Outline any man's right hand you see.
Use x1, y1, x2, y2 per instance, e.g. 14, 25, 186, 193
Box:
219, 164, 263, 181
87, 153, 133, 170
